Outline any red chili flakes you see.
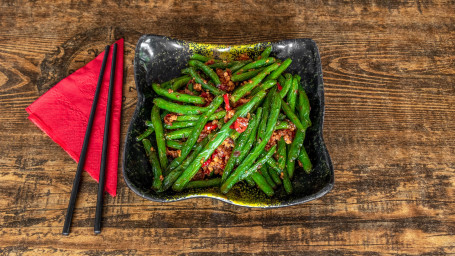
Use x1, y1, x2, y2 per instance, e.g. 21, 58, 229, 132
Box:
231, 117, 249, 133
223, 94, 231, 111
204, 122, 218, 131
202, 158, 212, 167
277, 82, 283, 91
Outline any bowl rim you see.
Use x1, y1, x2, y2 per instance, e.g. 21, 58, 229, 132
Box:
122, 34, 334, 208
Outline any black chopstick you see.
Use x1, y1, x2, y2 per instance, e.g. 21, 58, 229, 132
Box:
94, 43, 117, 234
62, 45, 111, 236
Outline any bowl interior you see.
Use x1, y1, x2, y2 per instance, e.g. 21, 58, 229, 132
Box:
123, 35, 333, 207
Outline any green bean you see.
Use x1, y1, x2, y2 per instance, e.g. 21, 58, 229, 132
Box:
268, 162, 282, 186
259, 165, 276, 188
164, 121, 197, 130
245, 176, 256, 187
231, 131, 241, 140
152, 83, 205, 104
298, 86, 312, 127
190, 53, 210, 62
153, 98, 208, 115
209, 110, 227, 120
236, 109, 261, 165
230, 62, 280, 103
222, 155, 237, 183
234, 57, 275, 75
151, 105, 167, 169
257, 150, 281, 186
279, 73, 293, 98
142, 139, 163, 191
287, 74, 300, 111
287, 131, 305, 179
260, 45, 272, 60
265, 58, 292, 81
231, 69, 263, 82
159, 134, 213, 190
184, 67, 224, 96
277, 137, 287, 170
278, 75, 286, 89
240, 145, 276, 180
159, 168, 182, 192
230, 60, 252, 73
280, 98, 306, 131
160, 110, 170, 119
165, 127, 193, 140
266, 157, 292, 194
176, 111, 226, 122
249, 80, 277, 96
257, 88, 273, 140
167, 96, 224, 172
221, 89, 280, 193
171, 76, 191, 91
278, 113, 287, 121
173, 90, 267, 191
175, 115, 200, 122
222, 144, 277, 193
189, 60, 221, 86
251, 172, 274, 196
136, 126, 154, 141
298, 146, 312, 173
287, 83, 308, 178
161, 75, 190, 89
166, 140, 184, 150
222, 112, 259, 182
185, 178, 221, 189
275, 121, 291, 130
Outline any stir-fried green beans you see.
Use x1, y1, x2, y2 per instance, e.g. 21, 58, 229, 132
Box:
154, 98, 208, 115
142, 139, 163, 191
137, 47, 313, 197
152, 83, 205, 104
183, 67, 224, 96
166, 96, 224, 172
230, 62, 280, 103
173, 90, 267, 191
189, 60, 221, 86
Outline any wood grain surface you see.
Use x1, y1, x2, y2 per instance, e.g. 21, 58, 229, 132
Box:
1, 0, 455, 255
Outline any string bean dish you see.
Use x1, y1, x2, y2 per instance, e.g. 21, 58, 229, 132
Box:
136, 46, 313, 196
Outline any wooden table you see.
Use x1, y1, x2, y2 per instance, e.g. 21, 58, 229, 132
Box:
1, 1, 454, 255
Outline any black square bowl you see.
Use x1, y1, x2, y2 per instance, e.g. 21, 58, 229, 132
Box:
123, 34, 333, 207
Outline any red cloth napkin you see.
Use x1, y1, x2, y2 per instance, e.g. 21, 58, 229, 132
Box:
26, 39, 124, 197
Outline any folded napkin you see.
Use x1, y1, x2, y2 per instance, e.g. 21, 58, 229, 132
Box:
26, 39, 124, 197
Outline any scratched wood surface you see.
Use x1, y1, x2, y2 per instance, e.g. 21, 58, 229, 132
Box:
1, 0, 455, 255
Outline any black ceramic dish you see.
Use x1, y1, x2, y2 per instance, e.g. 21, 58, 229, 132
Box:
123, 34, 333, 207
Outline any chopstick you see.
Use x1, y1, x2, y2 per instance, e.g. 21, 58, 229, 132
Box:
94, 43, 117, 234
62, 45, 111, 236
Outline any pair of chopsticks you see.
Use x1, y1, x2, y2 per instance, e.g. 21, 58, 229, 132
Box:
62, 43, 117, 235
